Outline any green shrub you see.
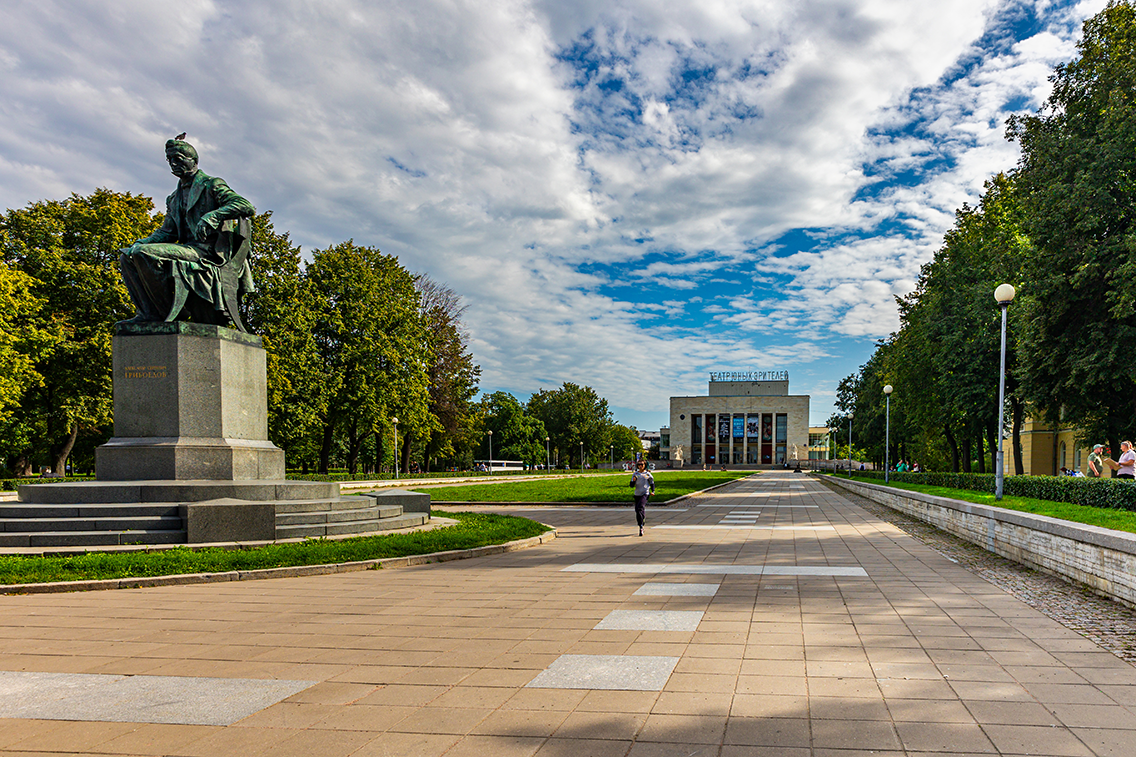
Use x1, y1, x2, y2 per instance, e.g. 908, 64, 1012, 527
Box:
1, 475, 96, 491
839, 470, 1136, 511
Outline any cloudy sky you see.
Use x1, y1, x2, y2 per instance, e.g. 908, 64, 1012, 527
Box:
0, 0, 1104, 431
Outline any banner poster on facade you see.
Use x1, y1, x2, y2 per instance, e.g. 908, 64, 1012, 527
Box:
747, 416, 760, 438
733, 416, 744, 438
719, 416, 731, 440
762, 414, 773, 443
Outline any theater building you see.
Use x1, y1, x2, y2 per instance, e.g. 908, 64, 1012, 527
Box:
668, 372, 810, 467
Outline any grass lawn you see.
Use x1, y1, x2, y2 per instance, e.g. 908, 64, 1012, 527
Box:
0, 511, 549, 586
414, 470, 752, 503
829, 475, 1136, 535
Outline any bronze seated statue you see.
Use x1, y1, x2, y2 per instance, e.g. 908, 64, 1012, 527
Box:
119, 137, 255, 332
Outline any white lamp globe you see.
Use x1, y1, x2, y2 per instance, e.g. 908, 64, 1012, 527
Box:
994, 283, 1016, 304
883, 385, 893, 395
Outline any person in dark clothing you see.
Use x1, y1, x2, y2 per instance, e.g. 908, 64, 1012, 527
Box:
631, 460, 655, 536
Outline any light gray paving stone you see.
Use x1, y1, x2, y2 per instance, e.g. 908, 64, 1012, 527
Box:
0, 671, 315, 726
595, 610, 704, 631
633, 583, 720, 597
527, 655, 679, 691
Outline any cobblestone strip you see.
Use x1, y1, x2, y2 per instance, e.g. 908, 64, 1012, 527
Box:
820, 478, 1136, 664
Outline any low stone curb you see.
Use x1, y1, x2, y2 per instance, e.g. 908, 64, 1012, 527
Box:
0, 529, 557, 596
817, 473, 1136, 609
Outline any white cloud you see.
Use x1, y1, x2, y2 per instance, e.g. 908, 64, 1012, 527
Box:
0, 0, 1104, 427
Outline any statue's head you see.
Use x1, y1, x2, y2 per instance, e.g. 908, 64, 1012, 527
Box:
165, 138, 198, 178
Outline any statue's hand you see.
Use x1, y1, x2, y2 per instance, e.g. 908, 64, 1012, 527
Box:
194, 213, 220, 240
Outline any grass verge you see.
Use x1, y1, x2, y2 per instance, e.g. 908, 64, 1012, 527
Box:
0, 511, 549, 586
829, 475, 1136, 535
414, 470, 752, 502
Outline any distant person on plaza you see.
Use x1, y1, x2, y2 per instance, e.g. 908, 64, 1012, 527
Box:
1088, 444, 1105, 478
1108, 441, 1136, 479
631, 460, 655, 537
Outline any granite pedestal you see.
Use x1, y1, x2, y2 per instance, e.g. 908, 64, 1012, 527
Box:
8, 322, 428, 548
96, 322, 284, 481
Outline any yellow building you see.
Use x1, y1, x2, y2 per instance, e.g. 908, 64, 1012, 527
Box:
1000, 418, 1094, 476
808, 426, 833, 460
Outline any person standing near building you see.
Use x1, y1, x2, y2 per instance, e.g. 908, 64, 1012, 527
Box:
631, 460, 655, 536
1088, 444, 1105, 478
1109, 441, 1136, 480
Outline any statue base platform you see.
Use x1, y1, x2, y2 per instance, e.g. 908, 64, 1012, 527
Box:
3, 322, 429, 549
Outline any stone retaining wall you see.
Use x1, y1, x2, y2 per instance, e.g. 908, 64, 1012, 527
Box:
819, 475, 1136, 609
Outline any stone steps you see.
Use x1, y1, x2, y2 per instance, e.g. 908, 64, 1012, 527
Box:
5, 483, 431, 548
0, 515, 184, 533
0, 503, 181, 519
0, 528, 188, 548
276, 512, 429, 540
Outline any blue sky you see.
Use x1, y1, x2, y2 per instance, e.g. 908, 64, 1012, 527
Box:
0, 0, 1104, 432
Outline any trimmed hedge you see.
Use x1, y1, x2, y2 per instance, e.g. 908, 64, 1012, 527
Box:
838, 470, 1136, 511
1, 475, 96, 491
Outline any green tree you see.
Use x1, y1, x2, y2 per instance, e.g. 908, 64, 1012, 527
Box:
0, 189, 159, 475
894, 174, 1029, 472
1009, 0, 1136, 460
306, 242, 429, 474
417, 276, 480, 472
527, 383, 614, 467
609, 424, 644, 463
0, 264, 57, 440
244, 212, 329, 472
479, 391, 547, 466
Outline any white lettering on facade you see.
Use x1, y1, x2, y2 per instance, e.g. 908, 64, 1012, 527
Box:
708, 370, 789, 382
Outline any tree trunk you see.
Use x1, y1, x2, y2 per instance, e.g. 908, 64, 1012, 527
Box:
1011, 398, 1024, 476
975, 423, 987, 474
961, 431, 972, 473
1109, 435, 1121, 478
51, 423, 80, 477
374, 430, 383, 476
346, 419, 360, 475
400, 433, 411, 475
12, 452, 33, 478
318, 422, 334, 474
944, 424, 960, 472
987, 422, 998, 476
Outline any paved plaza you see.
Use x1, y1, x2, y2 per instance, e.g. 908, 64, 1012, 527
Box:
2, 472, 1136, 756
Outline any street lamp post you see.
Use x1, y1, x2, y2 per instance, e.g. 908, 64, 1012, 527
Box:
545, 437, 550, 472
995, 283, 1016, 500
391, 417, 398, 477
487, 429, 493, 475
848, 415, 853, 477
884, 385, 893, 483
610, 445, 614, 470
580, 441, 584, 472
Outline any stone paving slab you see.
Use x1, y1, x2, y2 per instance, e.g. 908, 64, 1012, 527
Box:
594, 610, 705, 631
633, 583, 720, 597
0, 671, 314, 725
0, 471, 1135, 756
527, 655, 680, 691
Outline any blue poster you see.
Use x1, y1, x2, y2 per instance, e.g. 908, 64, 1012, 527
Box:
733, 416, 744, 438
